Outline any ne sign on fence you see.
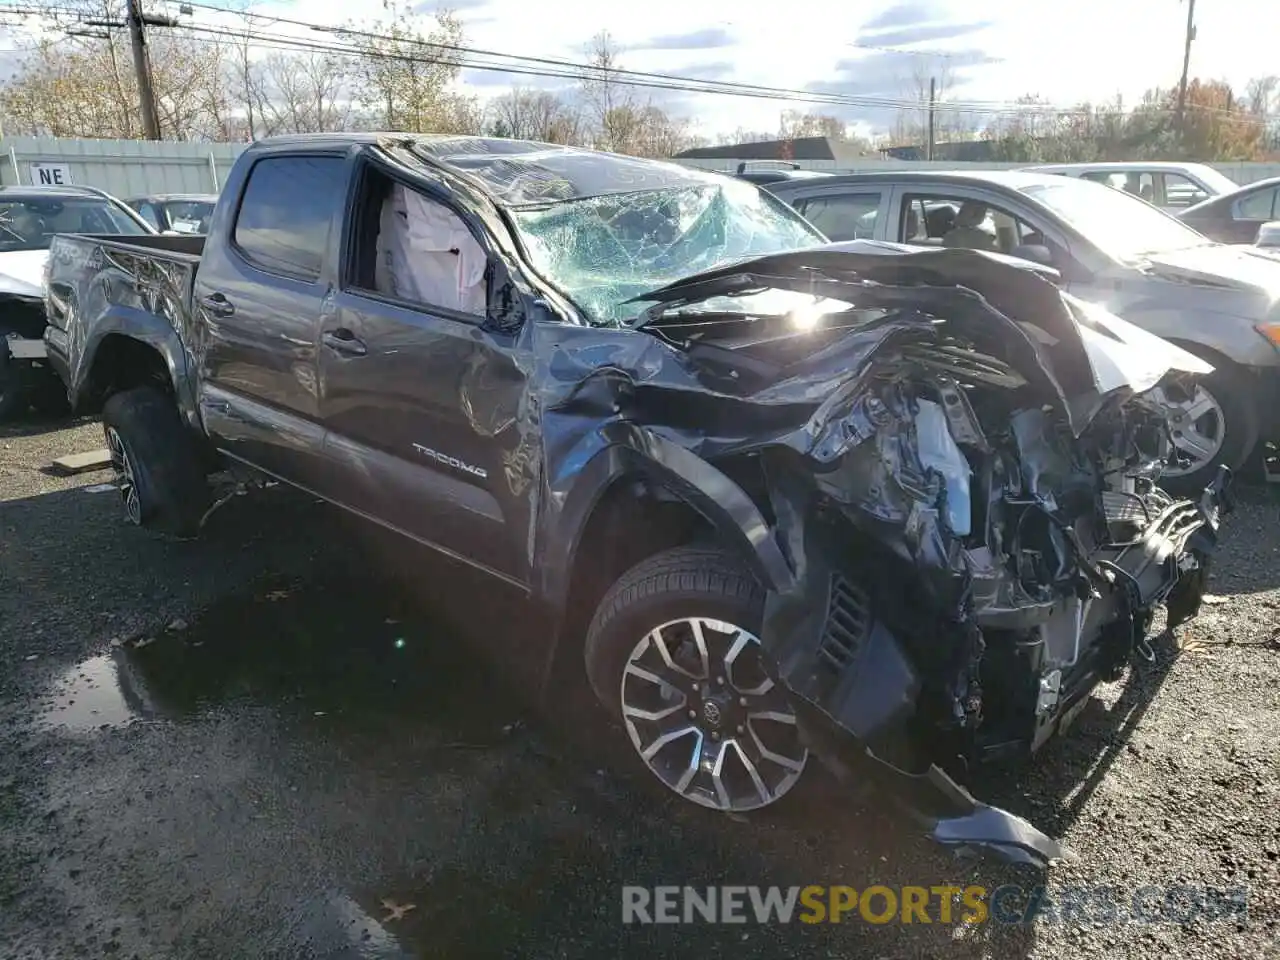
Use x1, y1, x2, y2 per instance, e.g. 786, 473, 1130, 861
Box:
29, 162, 73, 186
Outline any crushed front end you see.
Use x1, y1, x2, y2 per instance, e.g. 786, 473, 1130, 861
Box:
633, 246, 1233, 866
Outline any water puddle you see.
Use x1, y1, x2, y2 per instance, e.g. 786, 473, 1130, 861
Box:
36, 576, 530, 745
37, 653, 143, 732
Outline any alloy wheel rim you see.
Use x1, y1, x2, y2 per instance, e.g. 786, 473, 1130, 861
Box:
105, 426, 142, 525
1150, 383, 1226, 477
619, 617, 807, 812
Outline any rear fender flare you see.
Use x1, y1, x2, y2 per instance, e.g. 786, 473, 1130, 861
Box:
540, 423, 795, 626
74, 307, 195, 425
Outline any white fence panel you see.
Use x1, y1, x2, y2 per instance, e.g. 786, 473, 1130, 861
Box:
0, 137, 249, 196
0, 137, 1276, 196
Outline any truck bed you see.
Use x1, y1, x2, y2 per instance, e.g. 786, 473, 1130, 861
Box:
44, 233, 205, 411
53, 232, 205, 263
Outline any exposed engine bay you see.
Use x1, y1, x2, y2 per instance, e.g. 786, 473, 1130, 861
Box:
628, 245, 1233, 866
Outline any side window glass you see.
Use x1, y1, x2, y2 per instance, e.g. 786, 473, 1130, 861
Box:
351, 169, 488, 318
1162, 173, 1208, 208
795, 193, 881, 241
233, 156, 346, 279
137, 204, 161, 230
1234, 187, 1278, 221
903, 194, 1052, 259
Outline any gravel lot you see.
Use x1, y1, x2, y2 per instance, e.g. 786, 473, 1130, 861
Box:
3, 416, 1280, 959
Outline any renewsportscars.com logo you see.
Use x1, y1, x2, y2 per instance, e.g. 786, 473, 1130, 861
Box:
621, 885, 1249, 926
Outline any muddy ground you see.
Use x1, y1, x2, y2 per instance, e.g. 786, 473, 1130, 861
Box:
3, 416, 1280, 959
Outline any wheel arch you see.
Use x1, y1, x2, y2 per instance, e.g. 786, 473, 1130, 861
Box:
536, 427, 795, 690
73, 312, 195, 425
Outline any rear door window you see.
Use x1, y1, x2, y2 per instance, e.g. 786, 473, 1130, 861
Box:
793, 192, 882, 241
1234, 187, 1278, 221
232, 155, 347, 279
1161, 173, 1210, 208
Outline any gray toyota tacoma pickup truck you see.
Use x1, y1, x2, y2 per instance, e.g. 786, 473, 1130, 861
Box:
44, 134, 1232, 867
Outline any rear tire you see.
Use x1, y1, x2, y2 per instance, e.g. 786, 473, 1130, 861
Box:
28, 369, 71, 417
0, 334, 27, 421
101, 386, 210, 538
584, 546, 809, 813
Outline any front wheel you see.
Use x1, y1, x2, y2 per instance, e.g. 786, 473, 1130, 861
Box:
1153, 370, 1258, 494
584, 546, 809, 813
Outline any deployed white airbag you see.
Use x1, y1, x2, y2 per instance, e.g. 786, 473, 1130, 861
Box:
375, 185, 487, 316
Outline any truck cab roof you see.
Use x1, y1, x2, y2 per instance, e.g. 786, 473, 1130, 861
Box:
247, 133, 733, 206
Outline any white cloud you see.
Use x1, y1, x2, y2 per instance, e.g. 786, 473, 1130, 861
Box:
12, 0, 1275, 137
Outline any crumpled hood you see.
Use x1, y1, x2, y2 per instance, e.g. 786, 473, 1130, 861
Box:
632, 243, 1209, 432
1141, 243, 1280, 299
0, 249, 50, 299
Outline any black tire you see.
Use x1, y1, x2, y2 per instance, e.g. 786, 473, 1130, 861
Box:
101, 386, 211, 537
27, 368, 71, 417
585, 546, 766, 711
584, 546, 810, 813
0, 336, 27, 421
1162, 366, 1258, 496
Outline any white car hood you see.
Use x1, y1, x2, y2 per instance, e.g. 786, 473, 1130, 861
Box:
1066, 294, 1213, 395
1142, 243, 1280, 297
0, 249, 50, 299
825, 240, 1211, 396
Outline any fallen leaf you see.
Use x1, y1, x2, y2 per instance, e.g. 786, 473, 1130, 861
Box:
1201, 594, 1229, 606
166, 618, 188, 632
380, 898, 417, 923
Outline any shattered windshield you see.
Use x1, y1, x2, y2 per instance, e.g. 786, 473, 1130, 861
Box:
510, 180, 826, 326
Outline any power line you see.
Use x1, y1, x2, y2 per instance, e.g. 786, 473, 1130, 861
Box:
161, 1, 1280, 123
171, 17, 1280, 126
1, 0, 1277, 126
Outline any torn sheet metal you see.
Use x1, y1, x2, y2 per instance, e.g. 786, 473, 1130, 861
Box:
527, 244, 1228, 868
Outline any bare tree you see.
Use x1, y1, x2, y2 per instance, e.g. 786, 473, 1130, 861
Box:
889, 60, 975, 147
259, 53, 352, 134
345, 0, 479, 134
778, 110, 846, 140
489, 86, 582, 143
0, 0, 234, 140
576, 31, 698, 156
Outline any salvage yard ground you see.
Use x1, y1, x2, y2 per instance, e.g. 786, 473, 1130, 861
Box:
3, 416, 1280, 959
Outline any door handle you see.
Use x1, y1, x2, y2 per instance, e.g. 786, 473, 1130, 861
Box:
200, 292, 235, 317
322, 328, 367, 357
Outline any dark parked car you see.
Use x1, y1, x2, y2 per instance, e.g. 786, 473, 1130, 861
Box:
768, 170, 1280, 490
44, 135, 1230, 867
1176, 176, 1280, 245
127, 194, 218, 235
732, 161, 832, 186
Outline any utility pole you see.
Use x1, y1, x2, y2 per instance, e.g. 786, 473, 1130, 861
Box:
1175, 0, 1197, 139
926, 76, 936, 161
126, 0, 162, 140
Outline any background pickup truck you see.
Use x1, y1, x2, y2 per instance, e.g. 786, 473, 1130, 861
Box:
43, 133, 1227, 867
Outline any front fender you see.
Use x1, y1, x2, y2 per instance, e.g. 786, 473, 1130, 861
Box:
538, 421, 795, 624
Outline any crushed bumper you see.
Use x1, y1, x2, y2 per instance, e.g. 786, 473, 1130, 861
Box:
762, 466, 1233, 868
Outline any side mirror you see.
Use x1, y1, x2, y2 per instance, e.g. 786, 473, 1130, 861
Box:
485, 255, 525, 333
1010, 243, 1054, 267
1255, 221, 1280, 249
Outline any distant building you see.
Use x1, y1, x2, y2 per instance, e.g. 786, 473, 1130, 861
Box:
881, 140, 1001, 162
674, 136, 874, 164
